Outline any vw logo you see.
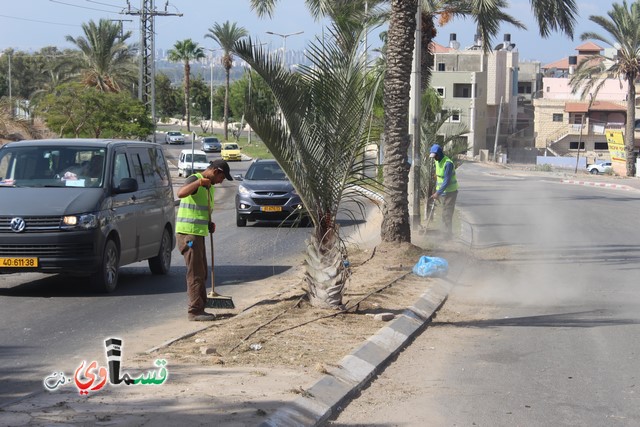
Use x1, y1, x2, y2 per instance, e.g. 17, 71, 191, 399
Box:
10, 217, 26, 233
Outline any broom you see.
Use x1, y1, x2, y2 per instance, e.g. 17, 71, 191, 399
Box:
205, 187, 235, 309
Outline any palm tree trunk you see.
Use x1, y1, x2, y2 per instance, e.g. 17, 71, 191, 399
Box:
304, 229, 346, 309
185, 61, 191, 132
224, 66, 230, 141
380, 0, 417, 244
625, 75, 637, 177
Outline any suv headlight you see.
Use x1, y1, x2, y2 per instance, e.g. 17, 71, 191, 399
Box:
238, 185, 250, 195
62, 213, 99, 230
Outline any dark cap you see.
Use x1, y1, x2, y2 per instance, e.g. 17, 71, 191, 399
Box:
209, 159, 233, 181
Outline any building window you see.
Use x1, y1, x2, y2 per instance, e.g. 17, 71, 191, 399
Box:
552, 113, 563, 122
453, 83, 472, 98
569, 141, 585, 150
437, 63, 445, 71
450, 110, 461, 122
435, 87, 445, 98
594, 142, 608, 150
518, 83, 532, 94
571, 113, 585, 124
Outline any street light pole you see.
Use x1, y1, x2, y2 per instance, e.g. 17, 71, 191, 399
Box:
204, 48, 222, 133
265, 31, 304, 69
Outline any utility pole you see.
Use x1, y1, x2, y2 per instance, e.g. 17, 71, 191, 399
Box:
123, 0, 182, 142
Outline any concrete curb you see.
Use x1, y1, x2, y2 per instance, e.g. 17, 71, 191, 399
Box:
561, 179, 639, 192
258, 279, 452, 427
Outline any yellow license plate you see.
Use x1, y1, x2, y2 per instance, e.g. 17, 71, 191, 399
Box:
1, 257, 39, 268
260, 206, 282, 212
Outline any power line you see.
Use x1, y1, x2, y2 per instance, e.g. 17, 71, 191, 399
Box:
0, 13, 82, 28
48, 0, 119, 13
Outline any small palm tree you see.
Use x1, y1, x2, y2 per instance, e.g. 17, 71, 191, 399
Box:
569, 0, 640, 177
205, 21, 248, 140
65, 19, 137, 93
167, 39, 205, 132
234, 24, 381, 309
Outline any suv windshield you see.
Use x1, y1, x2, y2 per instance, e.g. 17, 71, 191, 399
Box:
0, 146, 106, 188
245, 161, 287, 181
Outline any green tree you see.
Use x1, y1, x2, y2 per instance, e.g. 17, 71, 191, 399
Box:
167, 39, 206, 132
155, 73, 183, 120
36, 82, 152, 139
569, 0, 640, 177
204, 21, 248, 140
189, 76, 213, 123
65, 19, 137, 93
234, 24, 381, 308
228, 70, 277, 126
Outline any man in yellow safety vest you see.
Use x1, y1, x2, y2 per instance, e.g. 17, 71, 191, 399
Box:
176, 159, 233, 321
429, 144, 459, 239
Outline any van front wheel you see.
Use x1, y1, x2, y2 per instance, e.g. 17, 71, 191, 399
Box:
93, 239, 119, 293
149, 229, 172, 275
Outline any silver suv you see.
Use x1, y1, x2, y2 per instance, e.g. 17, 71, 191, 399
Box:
235, 159, 309, 227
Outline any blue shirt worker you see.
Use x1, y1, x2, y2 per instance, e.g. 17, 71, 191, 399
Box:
176, 159, 233, 321
429, 144, 459, 239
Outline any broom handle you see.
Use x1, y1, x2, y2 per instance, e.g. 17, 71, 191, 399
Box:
207, 188, 215, 295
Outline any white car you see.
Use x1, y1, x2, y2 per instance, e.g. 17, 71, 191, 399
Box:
165, 131, 185, 145
177, 149, 210, 177
586, 161, 612, 174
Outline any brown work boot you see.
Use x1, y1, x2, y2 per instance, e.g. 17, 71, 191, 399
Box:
188, 312, 216, 321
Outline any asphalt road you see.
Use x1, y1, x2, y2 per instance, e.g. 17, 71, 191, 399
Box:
0, 141, 370, 403
331, 162, 640, 426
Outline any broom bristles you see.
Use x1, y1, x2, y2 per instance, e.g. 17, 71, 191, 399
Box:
205, 293, 235, 309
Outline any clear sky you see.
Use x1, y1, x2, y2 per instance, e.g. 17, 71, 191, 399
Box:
0, 0, 621, 65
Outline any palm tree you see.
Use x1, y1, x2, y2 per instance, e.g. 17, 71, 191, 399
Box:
167, 39, 205, 132
65, 19, 137, 93
205, 21, 248, 141
250, 0, 578, 244
233, 24, 381, 309
569, 0, 640, 177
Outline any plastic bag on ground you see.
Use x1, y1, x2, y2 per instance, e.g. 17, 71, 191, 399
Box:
412, 256, 448, 277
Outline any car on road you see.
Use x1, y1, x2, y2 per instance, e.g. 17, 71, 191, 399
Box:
178, 149, 210, 177
221, 143, 242, 162
235, 159, 309, 227
165, 131, 185, 145
201, 136, 222, 153
0, 139, 175, 293
586, 161, 612, 174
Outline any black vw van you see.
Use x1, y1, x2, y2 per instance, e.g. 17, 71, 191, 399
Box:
0, 139, 176, 292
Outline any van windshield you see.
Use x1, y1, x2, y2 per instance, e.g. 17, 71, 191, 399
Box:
0, 145, 106, 188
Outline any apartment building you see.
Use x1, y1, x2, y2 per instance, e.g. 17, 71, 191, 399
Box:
431, 34, 518, 158
533, 41, 636, 164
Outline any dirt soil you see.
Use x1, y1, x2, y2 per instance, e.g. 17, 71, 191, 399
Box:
138, 237, 459, 372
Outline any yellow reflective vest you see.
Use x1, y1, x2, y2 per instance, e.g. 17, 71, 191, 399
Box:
176, 173, 214, 236
435, 156, 459, 193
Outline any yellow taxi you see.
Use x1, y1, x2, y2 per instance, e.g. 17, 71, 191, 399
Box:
221, 143, 242, 161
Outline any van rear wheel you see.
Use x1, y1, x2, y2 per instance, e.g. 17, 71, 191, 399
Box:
149, 229, 172, 275
92, 239, 119, 293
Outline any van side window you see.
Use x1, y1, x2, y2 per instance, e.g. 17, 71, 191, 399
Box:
113, 152, 131, 185
148, 148, 169, 187
129, 148, 155, 189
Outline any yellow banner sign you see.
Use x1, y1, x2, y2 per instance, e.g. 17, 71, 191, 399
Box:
605, 130, 626, 164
